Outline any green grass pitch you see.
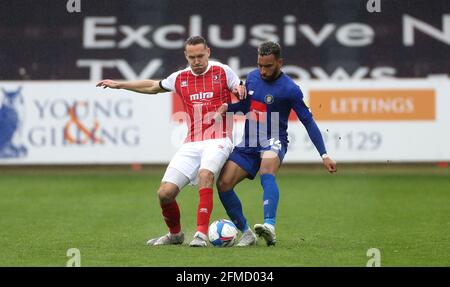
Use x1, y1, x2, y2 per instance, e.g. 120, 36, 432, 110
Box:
0, 164, 449, 266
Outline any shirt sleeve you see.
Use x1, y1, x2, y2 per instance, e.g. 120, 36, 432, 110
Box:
222, 64, 241, 90
159, 71, 180, 92
290, 86, 327, 156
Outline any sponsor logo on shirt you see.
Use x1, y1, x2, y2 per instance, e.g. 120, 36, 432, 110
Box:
190, 92, 214, 101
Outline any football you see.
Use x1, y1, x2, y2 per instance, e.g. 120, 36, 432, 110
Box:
208, 219, 238, 247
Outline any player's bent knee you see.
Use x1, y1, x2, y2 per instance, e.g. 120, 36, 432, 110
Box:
198, 169, 214, 180
157, 183, 178, 205
259, 168, 277, 176
216, 177, 233, 192
198, 169, 214, 188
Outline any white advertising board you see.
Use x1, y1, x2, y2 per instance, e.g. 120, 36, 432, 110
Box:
0, 80, 448, 164
286, 80, 450, 162
0, 82, 177, 164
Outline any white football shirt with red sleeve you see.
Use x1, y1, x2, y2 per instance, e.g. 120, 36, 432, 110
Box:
159, 61, 240, 142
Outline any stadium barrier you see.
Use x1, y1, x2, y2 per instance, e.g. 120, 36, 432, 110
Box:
0, 79, 449, 164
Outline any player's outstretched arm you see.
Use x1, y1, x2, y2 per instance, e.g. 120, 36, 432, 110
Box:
291, 89, 337, 173
299, 116, 337, 173
96, 79, 166, 95
322, 154, 337, 173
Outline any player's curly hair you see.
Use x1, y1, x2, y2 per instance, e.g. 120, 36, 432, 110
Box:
258, 41, 282, 59
184, 36, 208, 49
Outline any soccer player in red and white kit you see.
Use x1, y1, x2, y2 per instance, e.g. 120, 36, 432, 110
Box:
96, 36, 246, 247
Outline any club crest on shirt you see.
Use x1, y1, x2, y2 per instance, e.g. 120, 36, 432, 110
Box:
264, 94, 274, 104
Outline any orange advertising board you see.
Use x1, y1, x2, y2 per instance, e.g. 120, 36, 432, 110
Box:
308, 90, 435, 121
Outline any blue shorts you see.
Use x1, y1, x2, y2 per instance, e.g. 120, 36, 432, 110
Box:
228, 142, 287, 180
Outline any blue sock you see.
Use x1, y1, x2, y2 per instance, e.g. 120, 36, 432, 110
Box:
260, 174, 279, 226
218, 190, 249, 232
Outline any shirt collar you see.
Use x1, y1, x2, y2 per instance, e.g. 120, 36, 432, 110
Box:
190, 61, 211, 76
